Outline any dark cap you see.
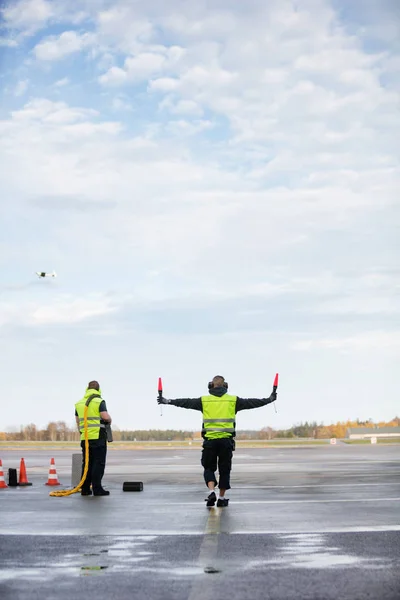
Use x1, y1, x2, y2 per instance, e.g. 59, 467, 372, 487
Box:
88, 380, 100, 390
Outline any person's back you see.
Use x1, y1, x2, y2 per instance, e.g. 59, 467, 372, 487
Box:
75, 380, 112, 496
158, 375, 277, 506
201, 379, 237, 440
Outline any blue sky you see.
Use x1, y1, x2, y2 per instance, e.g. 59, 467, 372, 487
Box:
0, 0, 399, 433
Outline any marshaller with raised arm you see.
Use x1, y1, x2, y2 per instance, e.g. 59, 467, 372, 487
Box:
158, 374, 277, 507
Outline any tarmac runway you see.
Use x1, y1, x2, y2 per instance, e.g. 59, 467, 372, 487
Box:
0, 445, 399, 599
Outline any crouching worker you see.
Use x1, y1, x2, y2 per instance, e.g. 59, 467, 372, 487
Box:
75, 380, 112, 496
157, 375, 277, 507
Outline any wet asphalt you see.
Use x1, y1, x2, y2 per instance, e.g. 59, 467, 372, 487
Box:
0, 445, 399, 600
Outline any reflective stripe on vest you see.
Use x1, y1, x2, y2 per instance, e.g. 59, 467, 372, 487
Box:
201, 394, 237, 439
203, 418, 235, 423
78, 417, 105, 428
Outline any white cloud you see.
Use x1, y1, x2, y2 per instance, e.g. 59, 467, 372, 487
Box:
96, 8, 154, 53
164, 10, 238, 38
33, 30, 95, 61
0, 295, 118, 327
1, 0, 53, 33
98, 66, 127, 86
11, 98, 99, 124
159, 98, 204, 117
60, 121, 122, 136
0, 0, 399, 427
166, 119, 213, 136
292, 331, 400, 353
111, 96, 133, 111
0, 37, 18, 47
99, 46, 185, 86
294, 48, 379, 73
85, 0, 399, 206
149, 77, 180, 92
14, 79, 29, 97
31, 296, 117, 324
54, 77, 70, 87
0, 0, 90, 40
124, 52, 165, 79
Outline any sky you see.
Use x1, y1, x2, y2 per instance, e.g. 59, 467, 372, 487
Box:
0, 0, 399, 433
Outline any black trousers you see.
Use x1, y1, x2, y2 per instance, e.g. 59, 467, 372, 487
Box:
201, 438, 234, 490
80, 440, 107, 493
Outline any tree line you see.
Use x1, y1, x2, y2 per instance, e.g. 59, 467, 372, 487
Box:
1, 417, 398, 442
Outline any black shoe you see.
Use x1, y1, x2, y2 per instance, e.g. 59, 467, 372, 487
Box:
205, 491, 216, 507
93, 489, 110, 496
217, 498, 229, 507
81, 490, 92, 496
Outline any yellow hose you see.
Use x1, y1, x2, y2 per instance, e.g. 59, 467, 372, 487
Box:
49, 405, 89, 497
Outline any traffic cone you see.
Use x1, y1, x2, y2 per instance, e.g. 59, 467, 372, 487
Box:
18, 458, 32, 486
45, 457, 61, 486
0, 460, 8, 489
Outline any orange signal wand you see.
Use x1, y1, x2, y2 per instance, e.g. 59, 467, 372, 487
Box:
272, 373, 278, 413
273, 373, 278, 390
158, 377, 163, 416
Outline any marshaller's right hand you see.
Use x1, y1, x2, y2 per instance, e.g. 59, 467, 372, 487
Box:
157, 396, 170, 405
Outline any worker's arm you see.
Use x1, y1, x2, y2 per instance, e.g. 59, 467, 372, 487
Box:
99, 399, 112, 423
158, 397, 203, 411
75, 415, 80, 430
235, 392, 276, 412
100, 410, 112, 423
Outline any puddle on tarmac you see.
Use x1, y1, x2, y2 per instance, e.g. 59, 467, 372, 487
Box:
122, 557, 150, 563
156, 566, 207, 577
0, 537, 159, 582
0, 567, 79, 582
246, 534, 387, 570
109, 542, 147, 550
113, 535, 158, 542
108, 549, 131, 557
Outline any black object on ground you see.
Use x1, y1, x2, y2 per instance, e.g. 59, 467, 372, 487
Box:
8, 468, 18, 487
122, 481, 143, 492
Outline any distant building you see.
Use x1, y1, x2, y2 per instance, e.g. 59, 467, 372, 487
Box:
346, 426, 400, 439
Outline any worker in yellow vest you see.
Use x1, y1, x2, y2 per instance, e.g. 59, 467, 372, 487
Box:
75, 380, 112, 496
158, 375, 277, 507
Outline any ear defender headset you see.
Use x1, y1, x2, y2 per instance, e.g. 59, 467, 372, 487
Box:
208, 376, 228, 390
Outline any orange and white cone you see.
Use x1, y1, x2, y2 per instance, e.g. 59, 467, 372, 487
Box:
0, 459, 8, 489
45, 457, 61, 486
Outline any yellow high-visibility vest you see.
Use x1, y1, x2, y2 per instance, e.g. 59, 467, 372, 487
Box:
75, 389, 105, 441
201, 394, 237, 439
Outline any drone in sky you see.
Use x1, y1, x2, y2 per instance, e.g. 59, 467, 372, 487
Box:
36, 271, 57, 279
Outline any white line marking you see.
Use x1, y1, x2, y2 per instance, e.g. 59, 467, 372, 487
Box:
232, 525, 400, 534
218, 497, 400, 505
2, 526, 400, 536
234, 482, 400, 489
235, 460, 400, 465
292, 472, 400, 479
153, 497, 400, 506
60, 459, 399, 471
